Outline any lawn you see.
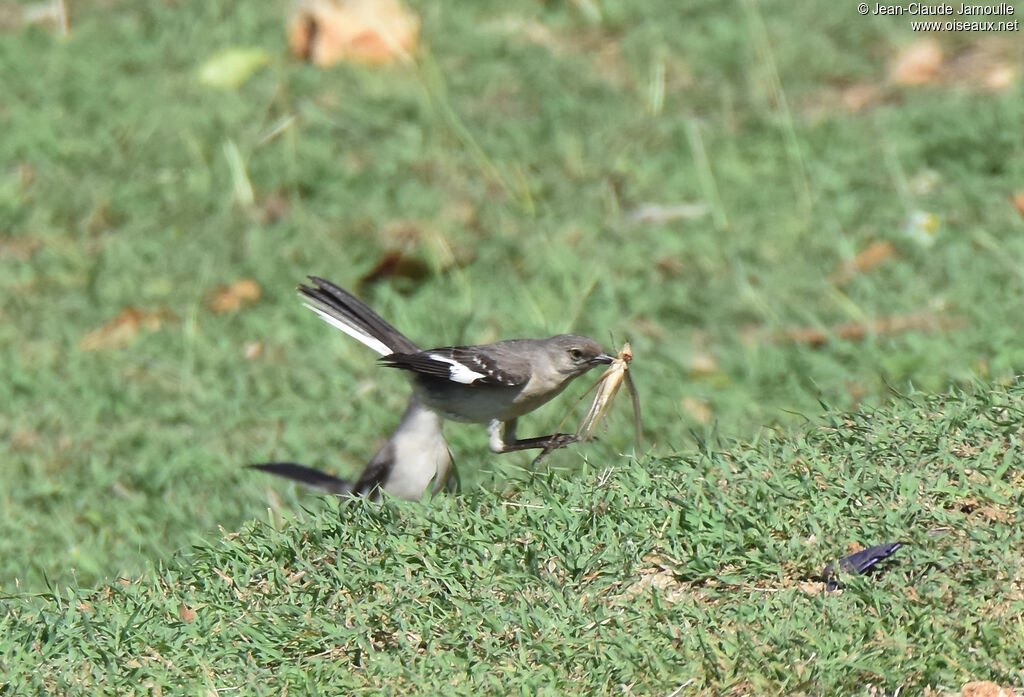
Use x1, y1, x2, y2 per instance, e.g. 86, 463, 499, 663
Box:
1, 0, 1023, 693
3, 386, 1023, 693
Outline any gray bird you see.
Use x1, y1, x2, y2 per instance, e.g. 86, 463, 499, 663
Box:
252, 277, 612, 500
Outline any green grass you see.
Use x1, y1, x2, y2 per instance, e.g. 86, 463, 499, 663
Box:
1, 0, 1024, 691
3, 385, 1023, 694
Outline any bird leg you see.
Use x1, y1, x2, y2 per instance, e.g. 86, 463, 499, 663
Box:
487, 419, 580, 463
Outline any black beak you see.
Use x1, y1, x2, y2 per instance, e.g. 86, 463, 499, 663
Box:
593, 352, 615, 365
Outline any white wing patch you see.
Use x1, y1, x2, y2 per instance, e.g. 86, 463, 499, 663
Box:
303, 303, 392, 356
427, 354, 487, 384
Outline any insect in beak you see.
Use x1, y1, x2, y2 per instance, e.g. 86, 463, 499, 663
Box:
543, 343, 642, 461
576, 342, 641, 443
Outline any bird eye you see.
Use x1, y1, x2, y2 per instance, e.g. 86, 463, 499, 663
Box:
568, 348, 583, 360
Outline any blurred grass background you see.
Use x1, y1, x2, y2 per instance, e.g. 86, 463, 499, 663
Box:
1, 0, 1022, 599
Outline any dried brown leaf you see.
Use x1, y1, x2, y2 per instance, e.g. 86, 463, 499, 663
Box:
962, 681, 1016, 697
178, 603, 196, 623
80, 307, 172, 352
288, 0, 419, 67
831, 240, 896, 285
209, 279, 262, 314
358, 250, 430, 287
1012, 191, 1024, 219
891, 39, 943, 86
798, 580, 827, 596
983, 63, 1015, 91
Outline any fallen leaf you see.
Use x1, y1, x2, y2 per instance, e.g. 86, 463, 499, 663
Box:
830, 240, 896, 285
798, 580, 827, 596
178, 603, 196, 623
80, 307, 172, 351
1011, 191, 1024, 219
983, 63, 1015, 91
288, 0, 419, 67
890, 39, 943, 86
358, 250, 430, 287
361, 220, 473, 290
209, 279, 262, 314
962, 681, 1016, 697
198, 48, 271, 89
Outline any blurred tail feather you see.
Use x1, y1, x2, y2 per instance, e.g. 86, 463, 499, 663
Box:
249, 462, 354, 496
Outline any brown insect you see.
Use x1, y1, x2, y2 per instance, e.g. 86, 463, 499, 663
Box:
539, 342, 642, 461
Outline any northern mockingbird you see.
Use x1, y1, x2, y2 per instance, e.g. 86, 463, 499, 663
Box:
252, 276, 456, 500
251, 396, 454, 500
298, 276, 614, 455
252, 276, 611, 500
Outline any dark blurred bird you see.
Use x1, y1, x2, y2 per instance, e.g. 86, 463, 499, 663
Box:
823, 542, 904, 591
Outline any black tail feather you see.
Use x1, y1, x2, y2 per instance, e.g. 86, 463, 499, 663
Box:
299, 277, 420, 354
249, 462, 355, 496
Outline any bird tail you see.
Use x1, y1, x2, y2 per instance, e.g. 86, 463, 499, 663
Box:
248, 462, 356, 496
298, 276, 420, 355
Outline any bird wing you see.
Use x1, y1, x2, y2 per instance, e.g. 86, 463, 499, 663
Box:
380, 344, 532, 387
